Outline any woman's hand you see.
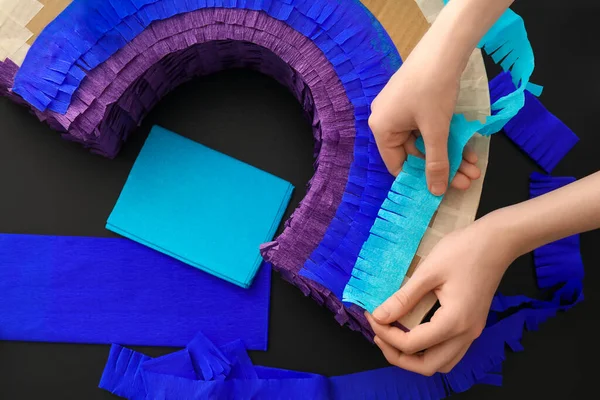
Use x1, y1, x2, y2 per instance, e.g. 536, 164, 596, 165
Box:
366, 170, 600, 375
369, 40, 480, 196
370, 0, 516, 195
365, 214, 518, 376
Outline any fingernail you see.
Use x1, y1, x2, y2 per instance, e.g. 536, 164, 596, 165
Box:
373, 307, 389, 321
430, 182, 446, 196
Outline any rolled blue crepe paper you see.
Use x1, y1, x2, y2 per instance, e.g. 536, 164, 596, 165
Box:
343, 2, 538, 312
106, 126, 294, 288
490, 72, 579, 173
0, 234, 271, 349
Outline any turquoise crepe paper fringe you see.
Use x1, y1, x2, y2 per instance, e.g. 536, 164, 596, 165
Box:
344, 3, 537, 312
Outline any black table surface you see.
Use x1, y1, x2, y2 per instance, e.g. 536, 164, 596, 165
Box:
1, 2, 599, 399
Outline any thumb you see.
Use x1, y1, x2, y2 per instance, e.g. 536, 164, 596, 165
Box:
371, 272, 437, 324
420, 119, 450, 196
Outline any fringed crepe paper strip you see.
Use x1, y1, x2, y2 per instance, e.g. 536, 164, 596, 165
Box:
0, 0, 579, 338
489, 71, 579, 173
490, 172, 584, 318
107, 126, 293, 288
0, 234, 271, 350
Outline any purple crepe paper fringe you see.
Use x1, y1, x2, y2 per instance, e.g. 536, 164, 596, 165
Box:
0, 59, 18, 97
489, 72, 579, 173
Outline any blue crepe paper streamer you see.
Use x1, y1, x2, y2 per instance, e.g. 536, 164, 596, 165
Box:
0, 234, 271, 350
343, 3, 539, 311
14, 0, 401, 303
100, 331, 329, 400
106, 126, 293, 288
99, 172, 584, 398
490, 72, 579, 173
491, 173, 584, 315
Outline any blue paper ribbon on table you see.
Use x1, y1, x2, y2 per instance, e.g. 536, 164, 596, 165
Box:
490, 72, 579, 173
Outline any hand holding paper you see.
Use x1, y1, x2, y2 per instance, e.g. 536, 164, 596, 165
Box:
367, 171, 600, 375
370, 0, 514, 195
366, 217, 512, 376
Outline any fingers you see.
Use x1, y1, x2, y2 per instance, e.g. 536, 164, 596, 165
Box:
462, 146, 478, 164
370, 273, 438, 324
450, 173, 472, 190
418, 118, 450, 196
369, 112, 413, 176
367, 307, 457, 355
374, 334, 469, 376
404, 134, 423, 158
458, 159, 481, 180
377, 144, 407, 177
450, 158, 481, 190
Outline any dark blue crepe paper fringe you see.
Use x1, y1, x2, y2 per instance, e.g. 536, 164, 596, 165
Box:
490, 72, 579, 173
489, 173, 583, 327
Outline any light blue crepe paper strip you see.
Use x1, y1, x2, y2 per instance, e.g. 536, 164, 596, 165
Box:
344, 3, 536, 311
343, 116, 482, 311
107, 125, 293, 288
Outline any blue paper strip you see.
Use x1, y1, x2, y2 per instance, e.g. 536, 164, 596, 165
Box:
107, 126, 293, 288
96, 311, 552, 400
0, 234, 271, 349
491, 173, 584, 314
490, 72, 579, 173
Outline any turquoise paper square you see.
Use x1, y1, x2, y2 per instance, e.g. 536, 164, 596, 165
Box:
107, 126, 293, 288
